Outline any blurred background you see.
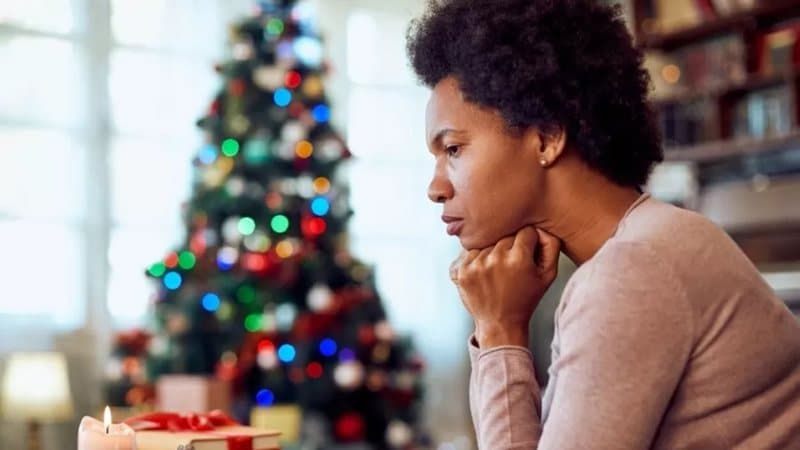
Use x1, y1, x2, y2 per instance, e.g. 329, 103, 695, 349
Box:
0, 1, 798, 449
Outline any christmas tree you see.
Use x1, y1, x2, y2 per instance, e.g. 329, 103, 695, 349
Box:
113, 1, 428, 448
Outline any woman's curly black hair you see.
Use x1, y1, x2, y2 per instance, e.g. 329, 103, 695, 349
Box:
406, 0, 662, 188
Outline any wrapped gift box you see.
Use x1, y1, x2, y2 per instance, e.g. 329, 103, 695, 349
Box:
156, 375, 231, 414
126, 411, 281, 450
250, 405, 301, 443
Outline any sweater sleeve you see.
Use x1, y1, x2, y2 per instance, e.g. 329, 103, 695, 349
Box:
467, 242, 694, 450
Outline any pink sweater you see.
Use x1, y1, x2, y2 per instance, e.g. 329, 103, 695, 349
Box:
468, 194, 800, 449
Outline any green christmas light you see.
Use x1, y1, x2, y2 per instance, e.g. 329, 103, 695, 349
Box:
178, 251, 196, 270
148, 262, 166, 277
271, 214, 289, 233
244, 313, 263, 332
237, 285, 256, 304
221, 138, 240, 157
238, 217, 256, 236
266, 18, 284, 36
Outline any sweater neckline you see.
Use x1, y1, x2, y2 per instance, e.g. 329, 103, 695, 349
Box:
611, 192, 651, 239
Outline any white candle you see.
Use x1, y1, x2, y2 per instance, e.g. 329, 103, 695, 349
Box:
77, 406, 136, 450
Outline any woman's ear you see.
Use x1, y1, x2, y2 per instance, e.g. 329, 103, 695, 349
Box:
533, 127, 567, 167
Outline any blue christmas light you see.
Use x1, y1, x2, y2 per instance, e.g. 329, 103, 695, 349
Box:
198, 144, 217, 164
319, 338, 337, 357
310, 197, 330, 216
339, 348, 356, 362
274, 88, 292, 107
217, 257, 234, 271
216, 247, 238, 271
201, 293, 221, 312
278, 344, 296, 363
163, 272, 182, 290
256, 389, 275, 407
311, 104, 330, 123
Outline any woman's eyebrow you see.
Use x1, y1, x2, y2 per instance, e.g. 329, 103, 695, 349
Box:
428, 128, 466, 147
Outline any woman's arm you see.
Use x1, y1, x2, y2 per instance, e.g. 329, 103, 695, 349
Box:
468, 242, 693, 450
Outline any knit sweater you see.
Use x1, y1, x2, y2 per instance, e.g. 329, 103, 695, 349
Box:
468, 194, 800, 449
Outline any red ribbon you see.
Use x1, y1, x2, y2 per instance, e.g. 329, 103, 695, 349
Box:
124, 411, 252, 450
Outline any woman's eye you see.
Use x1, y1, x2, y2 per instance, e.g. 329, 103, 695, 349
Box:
445, 145, 460, 157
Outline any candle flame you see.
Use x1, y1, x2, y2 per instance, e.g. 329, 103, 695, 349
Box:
103, 406, 111, 433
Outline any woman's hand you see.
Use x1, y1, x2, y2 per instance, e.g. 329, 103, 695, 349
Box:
451, 226, 561, 348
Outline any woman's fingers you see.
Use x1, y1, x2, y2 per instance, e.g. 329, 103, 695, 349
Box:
535, 228, 561, 274
512, 226, 539, 258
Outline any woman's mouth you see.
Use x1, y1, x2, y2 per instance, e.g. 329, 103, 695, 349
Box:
442, 216, 464, 236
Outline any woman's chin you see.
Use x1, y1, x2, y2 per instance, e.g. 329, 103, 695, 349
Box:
458, 226, 523, 250
457, 234, 492, 251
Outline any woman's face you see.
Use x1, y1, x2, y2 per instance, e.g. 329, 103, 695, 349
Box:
426, 76, 546, 250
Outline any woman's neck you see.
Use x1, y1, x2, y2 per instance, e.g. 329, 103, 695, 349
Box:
539, 161, 644, 266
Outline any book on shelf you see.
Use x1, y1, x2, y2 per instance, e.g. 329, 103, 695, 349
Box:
660, 98, 718, 147
683, 34, 746, 90
655, 0, 703, 33
645, 0, 760, 35
757, 20, 800, 76
647, 34, 746, 99
731, 84, 795, 139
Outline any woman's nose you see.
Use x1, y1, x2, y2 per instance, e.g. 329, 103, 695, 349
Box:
427, 167, 453, 204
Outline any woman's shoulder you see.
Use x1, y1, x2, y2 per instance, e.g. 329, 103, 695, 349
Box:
616, 197, 725, 247
562, 196, 769, 319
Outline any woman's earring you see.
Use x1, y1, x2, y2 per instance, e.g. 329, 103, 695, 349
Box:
540, 159, 548, 167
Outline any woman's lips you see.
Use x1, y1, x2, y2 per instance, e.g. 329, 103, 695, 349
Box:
446, 220, 464, 235
442, 216, 464, 236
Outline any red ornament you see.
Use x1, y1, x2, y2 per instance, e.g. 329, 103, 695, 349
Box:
306, 362, 323, 379
335, 413, 365, 442
288, 102, 305, 118
265, 192, 283, 210
243, 253, 269, 273
189, 232, 207, 255
301, 216, 327, 238
164, 252, 179, 269
209, 99, 221, 115
114, 329, 152, 355
285, 71, 302, 89
358, 325, 377, 347
257, 341, 275, 354
229, 79, 247, 96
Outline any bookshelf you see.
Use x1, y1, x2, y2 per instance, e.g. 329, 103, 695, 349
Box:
631, 0, 800, 266
663, 128, 800, 162
637, 0, 800, 51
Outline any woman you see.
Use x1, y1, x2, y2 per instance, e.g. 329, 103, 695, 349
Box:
406, 1, 800, 449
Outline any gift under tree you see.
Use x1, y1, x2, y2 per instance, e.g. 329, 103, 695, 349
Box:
105, 0, 428, 448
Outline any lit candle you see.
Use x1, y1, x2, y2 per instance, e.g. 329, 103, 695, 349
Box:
77, 406, 136, 450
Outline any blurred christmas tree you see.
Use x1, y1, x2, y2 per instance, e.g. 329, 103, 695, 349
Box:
106, 1, 429, 448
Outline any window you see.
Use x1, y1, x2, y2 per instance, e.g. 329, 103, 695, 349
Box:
0, 0, 251, 329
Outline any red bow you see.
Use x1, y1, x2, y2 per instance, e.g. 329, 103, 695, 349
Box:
124, 410, 238, 432
124, 411, 253, 450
